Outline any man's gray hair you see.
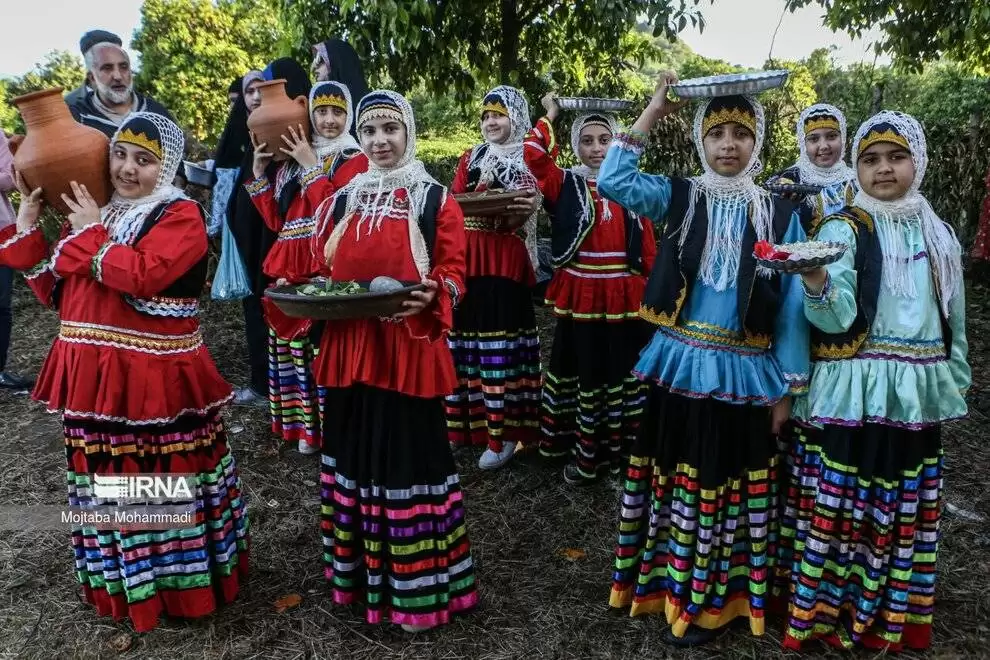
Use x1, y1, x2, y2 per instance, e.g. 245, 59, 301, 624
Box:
84, 42, 129, 72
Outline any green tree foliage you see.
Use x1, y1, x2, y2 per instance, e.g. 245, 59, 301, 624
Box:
0, 51, 86, 134
786, 0, 990, 74
132, 0, 282, 146
283, 0, 712, 102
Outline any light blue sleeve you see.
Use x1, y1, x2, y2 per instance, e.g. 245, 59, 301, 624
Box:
597, 141, 673, 223
772, 212, 810, 394
946, 278, 971, 398
803, 219, 859, 334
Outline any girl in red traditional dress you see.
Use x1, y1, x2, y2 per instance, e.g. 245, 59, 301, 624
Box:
245, 78, 367, 455
523, 93, 657, 484
310, 90, 477, 631
0, 112, 249, 632
446, 85, 542, 470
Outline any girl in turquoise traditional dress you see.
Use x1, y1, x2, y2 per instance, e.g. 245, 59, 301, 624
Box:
781, 111, 969, 651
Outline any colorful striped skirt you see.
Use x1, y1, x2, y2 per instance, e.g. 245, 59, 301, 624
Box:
320, 383, 478, 627
64, 411, 250, 632
446, 277, 542, 452
610, 385, 777, 638
778, 422, 942, 651
268, 329, 321, 449
540, 317, 649, 477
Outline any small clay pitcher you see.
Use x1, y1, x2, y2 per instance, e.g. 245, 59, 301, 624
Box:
246, 79, 311, 162
11, 88, 112, 215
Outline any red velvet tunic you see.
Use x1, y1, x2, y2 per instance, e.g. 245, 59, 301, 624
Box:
524, 116, 657, 321
0, 202, 232, 423
248, 152, 369, 338
451, 148, 535, 286
310, 188, 467, 399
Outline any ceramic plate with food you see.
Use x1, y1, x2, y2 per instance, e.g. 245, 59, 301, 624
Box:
754, 240, 847, 273
265, 277, 425, 320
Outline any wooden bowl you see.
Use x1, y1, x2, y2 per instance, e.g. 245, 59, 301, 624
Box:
454, 190, 526, 217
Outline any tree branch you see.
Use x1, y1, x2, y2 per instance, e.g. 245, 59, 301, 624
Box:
519, 0, 555, 27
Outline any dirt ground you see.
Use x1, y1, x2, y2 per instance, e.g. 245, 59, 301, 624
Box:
0, 275, 988, 660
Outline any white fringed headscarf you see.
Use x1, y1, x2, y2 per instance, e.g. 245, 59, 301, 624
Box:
101, 111, 187, 245
317, 90, 440, 278
680, 95, 775, 292
309, 80, 360, 161
569, 112, 619, 181
851, 111, 962, 316
472, 85, 540, 269
795, 103, 856, 187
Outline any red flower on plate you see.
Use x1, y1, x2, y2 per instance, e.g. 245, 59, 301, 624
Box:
754, 240, 791, 260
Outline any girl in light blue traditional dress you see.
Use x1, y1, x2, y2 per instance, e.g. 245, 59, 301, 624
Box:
596, 73, 809, 647
780, 111, 969, 652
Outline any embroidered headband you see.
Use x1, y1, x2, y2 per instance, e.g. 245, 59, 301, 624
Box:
481, 91, 510, 118
311, 82, 350, 113
357, 92, 404, 127
857, 123, 910, 155
701, 95, 756, 137
113, 117, 163, 160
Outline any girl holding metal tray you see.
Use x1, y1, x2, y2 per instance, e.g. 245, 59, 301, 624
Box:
596, 71, 809, 646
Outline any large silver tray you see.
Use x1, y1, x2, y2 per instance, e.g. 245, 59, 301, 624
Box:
670, 70, 789, 99
556, 97, 634, 112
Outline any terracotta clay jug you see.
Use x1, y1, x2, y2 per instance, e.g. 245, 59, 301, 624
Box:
246, 79, 311, 162
11, 88, 112, 215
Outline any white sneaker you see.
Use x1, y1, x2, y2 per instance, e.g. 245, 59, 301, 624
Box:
400, 624, 432, 633
297, 439, 320, 455
478, 442, 516, 470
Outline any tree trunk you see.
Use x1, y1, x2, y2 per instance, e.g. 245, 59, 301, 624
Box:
870, 83, 884, 114
499, 0, 521, 83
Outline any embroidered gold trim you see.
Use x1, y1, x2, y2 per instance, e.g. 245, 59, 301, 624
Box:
811, 329, 868, 360
481, 101, 509, 117
115, 128, 162, 159
639, 281, 687, 326
804, 118, 840, 133
60, 322, 202, 354
702, 108, 756, 137
859, 128, 909, 153
312, 94, 348, 111
358, 104, 403, 125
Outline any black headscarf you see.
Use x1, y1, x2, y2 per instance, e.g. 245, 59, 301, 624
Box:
263, 58, 311, 100
313, 40, 369, 138
214, 78, 250, 169
228, 60, 311, 294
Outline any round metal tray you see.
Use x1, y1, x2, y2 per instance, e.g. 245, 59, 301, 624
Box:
183, 161, 217, 188
756, 242, 847, 274
670, 70, 790, 99
265, 280, 426, 320
556, 97, 634, 112
764, 182, 824, 197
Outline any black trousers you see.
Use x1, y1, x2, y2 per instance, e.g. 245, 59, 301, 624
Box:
241, 293, 269, 394
0, 266, 12, 372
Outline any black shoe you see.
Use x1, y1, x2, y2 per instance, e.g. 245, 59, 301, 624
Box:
663, 624, 725, 648
563, 462, 604, 485
0, 372, 34, 391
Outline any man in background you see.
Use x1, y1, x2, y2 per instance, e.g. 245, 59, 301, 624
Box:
64, 30, 122, 107
67, 41, 174, 138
